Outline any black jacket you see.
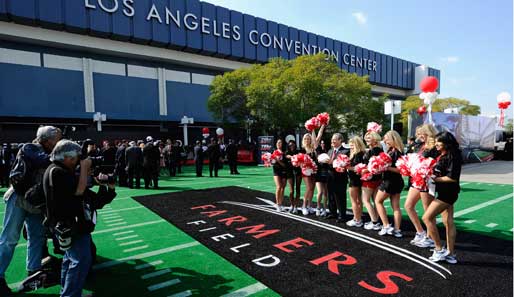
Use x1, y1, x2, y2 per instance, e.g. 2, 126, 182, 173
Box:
125, 146, 143, 168
43, 162, 116, 234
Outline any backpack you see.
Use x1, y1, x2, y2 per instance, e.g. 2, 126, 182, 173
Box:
10, 145, 47, 214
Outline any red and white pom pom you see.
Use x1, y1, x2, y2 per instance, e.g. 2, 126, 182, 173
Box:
333, 154, 350, 173
317, 153, 330, 164
354, 163, 372, 181
366, 122, 382, 133
304, 117, 321, 132
270, 150, 283, 164
316, 112, 330, 126
291, 153, 305, 167
301, 154, 318, 176
368, 152, 392, 175
395, 155, 411, 176
261, 152, 272, 167
411, 156, 437, 190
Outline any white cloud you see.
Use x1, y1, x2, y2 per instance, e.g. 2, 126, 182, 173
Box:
440, 56, 460, 63
352, 12, 367, 25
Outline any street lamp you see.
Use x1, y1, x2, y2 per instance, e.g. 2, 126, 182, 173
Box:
245, 117, 254, 143
180, 116, 194, 146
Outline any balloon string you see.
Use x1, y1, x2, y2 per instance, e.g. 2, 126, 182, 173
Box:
500, 109, 505, 127
428, 104, 433, 124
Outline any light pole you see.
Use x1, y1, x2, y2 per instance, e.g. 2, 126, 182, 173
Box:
246, 117, 254, 143
180, 116, 194, 146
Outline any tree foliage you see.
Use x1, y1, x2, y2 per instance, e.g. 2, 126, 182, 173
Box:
208, 54, 384, 135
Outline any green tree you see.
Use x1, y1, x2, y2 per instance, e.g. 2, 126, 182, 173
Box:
208, 54, 384, 135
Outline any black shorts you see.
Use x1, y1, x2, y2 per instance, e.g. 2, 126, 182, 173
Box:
379, 177, 404, 195
315, 175, 328, 183
273, 167, 287, 178
348, 177, 362, 188
436, 189, 459, 205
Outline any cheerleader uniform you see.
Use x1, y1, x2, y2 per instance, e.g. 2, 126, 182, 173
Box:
378, 148, 404, 195
272, 151, 287, 177
315, 161, 330, 183
286, 148, 302, 178
348, 151, 365, 188
362, 146, 383, 189
303, 150, 317, 178
433, 151, 462, 205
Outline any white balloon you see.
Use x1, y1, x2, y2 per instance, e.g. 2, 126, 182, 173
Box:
285, 134, 295, 143
216, 128, 224, 136
419, 92, 426, 100
497, 92, 511, 103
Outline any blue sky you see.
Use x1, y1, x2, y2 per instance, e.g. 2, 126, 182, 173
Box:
205, 0, 513, 118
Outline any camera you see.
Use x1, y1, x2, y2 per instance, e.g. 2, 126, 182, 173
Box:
53, 222, 73, 251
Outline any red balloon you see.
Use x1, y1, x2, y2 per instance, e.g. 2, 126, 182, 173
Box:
202, 127, 209, 134
420, 76, 439, 93
417, 105, 427, 116
498, 101, 511, 109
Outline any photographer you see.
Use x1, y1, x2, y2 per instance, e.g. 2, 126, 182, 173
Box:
0, 126, 62, 296
43, 140, 116, 296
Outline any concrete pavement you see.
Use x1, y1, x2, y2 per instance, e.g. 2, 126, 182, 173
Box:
460, 160, 513, 184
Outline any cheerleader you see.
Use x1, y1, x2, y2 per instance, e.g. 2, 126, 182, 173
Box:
272, 139, 287, 212
375, 131, 404, 237
285, 140, 302, 214
405, 124, 439, 248
361, 130, 383, 230
346, 136, 366, 227
301, 125, 325, 215
422, 132, 462, 264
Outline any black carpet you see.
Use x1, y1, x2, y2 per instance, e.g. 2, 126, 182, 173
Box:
134, 187, 513, 297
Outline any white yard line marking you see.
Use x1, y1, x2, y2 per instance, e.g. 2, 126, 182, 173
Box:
135, 260, 164, 270
123, 245, 149, 253
168, 290, 192, 297
107, 222, 127, 227
98, 206, 144, 214
104, 218, 124, 223
511, 228, 513, 232
147, 279, 181, 291
141, 268, 172, 280
102, 214, 121, 219
485, 223, 498, 228
436, 193, 514, 223
119, 240, 144, 246
113, 230, 134, 236
221, 282, 268, 297
93, 242, 200, 270
460, 183, 469, 186
463, 220, 476, 224
94, 220, 164, 235
116, 235, 139, 241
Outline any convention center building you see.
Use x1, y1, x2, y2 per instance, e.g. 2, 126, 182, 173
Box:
0, 0, 440, 142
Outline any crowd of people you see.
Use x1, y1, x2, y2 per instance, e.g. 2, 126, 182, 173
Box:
270, 123, 462, 265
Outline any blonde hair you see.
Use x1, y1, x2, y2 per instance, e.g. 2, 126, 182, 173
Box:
364, 131, 381, 147
349, 136, 366, 159
302, 133, 315, 153
418, 124, 438, 149
384, 130, 404, 152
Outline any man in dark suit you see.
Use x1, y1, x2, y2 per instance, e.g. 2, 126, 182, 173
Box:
125, 141, 143, 188
193, 140, 203, 177
207, 138, 221, 177
226, 139, 239, 174
142, 137, 160, 189
326, 133, 349, 223
115, 140, 128, 187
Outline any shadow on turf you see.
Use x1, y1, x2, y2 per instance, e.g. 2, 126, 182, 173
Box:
85, 256, 236, 296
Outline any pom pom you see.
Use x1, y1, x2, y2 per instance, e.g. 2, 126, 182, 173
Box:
316, 112, 330, 126
333, 154, 350, 173
304, 117, 321, 132
261, 152, 272, 167
291, 153, 305, 167
354, 163, 372, 181
366, 122, 382, 133
270, 150, 283, 164
292, 153, 317, 176
317, 153, 330, 164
